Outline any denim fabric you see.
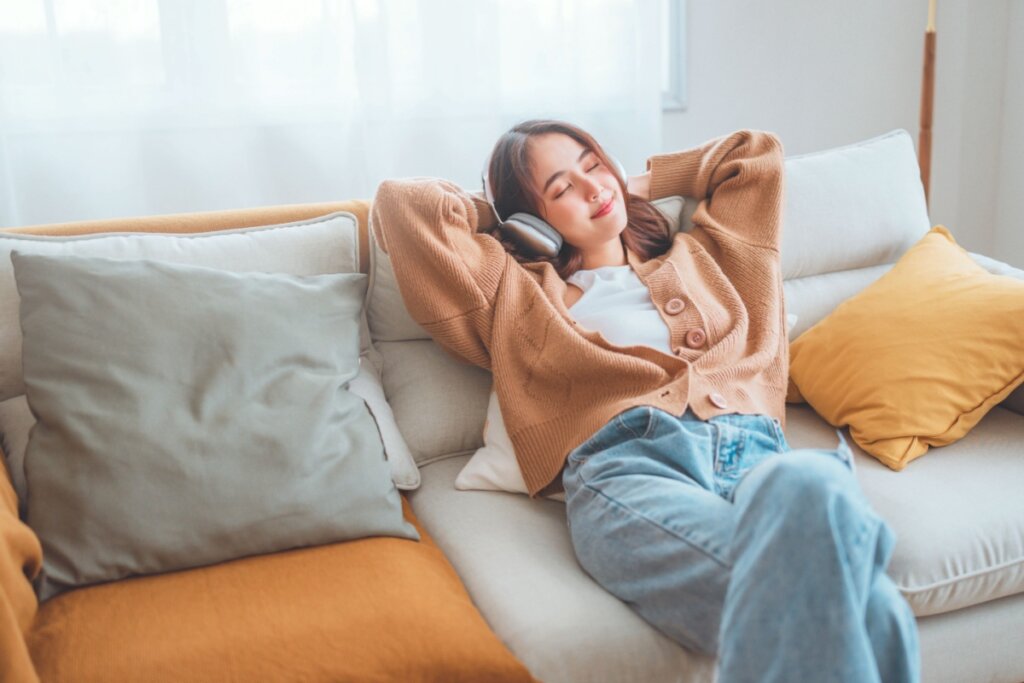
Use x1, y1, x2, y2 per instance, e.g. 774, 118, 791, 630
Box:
562, 406, 920, 683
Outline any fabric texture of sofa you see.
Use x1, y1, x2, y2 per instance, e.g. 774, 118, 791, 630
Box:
1, 128, 1023, 683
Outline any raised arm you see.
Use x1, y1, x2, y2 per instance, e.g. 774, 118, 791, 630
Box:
370, 177, 508, 370
645, 129, 784, 251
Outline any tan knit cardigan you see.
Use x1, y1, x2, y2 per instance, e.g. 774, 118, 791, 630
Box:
370, 129, 787, 496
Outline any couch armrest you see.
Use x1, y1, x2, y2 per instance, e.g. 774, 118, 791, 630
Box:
0, 451, 42, 683
968, 252, 1024, 416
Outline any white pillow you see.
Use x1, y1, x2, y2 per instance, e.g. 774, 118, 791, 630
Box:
455, 314, 799, 497
349, 345, 420, 489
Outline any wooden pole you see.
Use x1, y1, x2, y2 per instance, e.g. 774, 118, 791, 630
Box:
919, 0, 937, 207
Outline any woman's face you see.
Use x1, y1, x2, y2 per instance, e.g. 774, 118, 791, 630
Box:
527, 133, 627, 252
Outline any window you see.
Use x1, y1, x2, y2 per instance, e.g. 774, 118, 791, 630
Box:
661, 0, 687, 111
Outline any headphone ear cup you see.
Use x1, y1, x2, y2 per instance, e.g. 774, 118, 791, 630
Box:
609, 155, 627, 186
502, 213, 563, 258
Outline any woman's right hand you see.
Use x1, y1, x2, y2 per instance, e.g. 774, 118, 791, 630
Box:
626, 171, 651, 200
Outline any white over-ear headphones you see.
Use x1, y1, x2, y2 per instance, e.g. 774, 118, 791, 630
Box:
481, 150, 628, 258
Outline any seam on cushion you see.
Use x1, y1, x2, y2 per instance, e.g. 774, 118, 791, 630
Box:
896, 555, 1024, 595
784, 259, 894, 284
967, 251, 1024, 280
415, 448, 477, 469
0, 211, 357, 242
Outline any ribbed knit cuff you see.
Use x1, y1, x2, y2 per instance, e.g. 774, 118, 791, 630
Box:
646, 148, 705, 200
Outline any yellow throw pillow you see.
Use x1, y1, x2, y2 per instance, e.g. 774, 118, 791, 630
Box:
787, 225, 1024, 470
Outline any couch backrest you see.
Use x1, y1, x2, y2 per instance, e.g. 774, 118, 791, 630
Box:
363, 128, 944, 465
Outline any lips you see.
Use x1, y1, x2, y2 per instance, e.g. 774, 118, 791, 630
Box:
592, 196, 614, 218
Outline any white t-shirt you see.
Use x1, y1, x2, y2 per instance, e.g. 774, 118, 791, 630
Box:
566, 264, 673, 355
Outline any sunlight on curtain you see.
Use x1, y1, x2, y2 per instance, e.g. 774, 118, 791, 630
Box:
0, 0, 661, 225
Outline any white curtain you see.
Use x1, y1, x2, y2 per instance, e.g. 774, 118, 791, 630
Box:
0, 0, 662, 226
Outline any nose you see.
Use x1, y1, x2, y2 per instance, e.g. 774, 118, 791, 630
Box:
584, 176, 605, 202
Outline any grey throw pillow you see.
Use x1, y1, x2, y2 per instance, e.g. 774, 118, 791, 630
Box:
11, 251, 418, 600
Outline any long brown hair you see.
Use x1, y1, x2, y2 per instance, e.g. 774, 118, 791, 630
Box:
486, 119, 672, 280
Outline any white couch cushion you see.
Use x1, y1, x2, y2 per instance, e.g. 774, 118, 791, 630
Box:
410, 454, 717, 683
786, 403, 1024, 616
376, 339, 490, 466
366, 228, 429, 343
916, 591, 1024, 683
779, 128, 931, 280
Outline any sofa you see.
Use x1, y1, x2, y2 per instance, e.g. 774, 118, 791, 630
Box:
2, 128, 1023, 683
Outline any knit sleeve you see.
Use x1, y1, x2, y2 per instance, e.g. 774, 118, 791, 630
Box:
370, 177, 507, 369
645, 129, 784, 251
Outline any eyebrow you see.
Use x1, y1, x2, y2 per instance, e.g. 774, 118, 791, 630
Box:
543, 147, 592, 194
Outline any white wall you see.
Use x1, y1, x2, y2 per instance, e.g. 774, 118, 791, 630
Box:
931, 0, 1011, 262
660, 0, 1016, 263
994, 1, 1024, 267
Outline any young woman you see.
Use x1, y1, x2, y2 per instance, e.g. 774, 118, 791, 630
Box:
371, 119, 920, 683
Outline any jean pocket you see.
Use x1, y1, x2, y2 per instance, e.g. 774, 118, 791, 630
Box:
615, 406, 654, 440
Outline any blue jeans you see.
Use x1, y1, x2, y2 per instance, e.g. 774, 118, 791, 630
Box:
562, 406, 920, 683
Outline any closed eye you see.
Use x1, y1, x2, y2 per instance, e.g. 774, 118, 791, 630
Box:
554, 163, 602, 199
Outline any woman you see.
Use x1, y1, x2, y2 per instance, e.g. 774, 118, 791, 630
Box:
370, 119, 920, 683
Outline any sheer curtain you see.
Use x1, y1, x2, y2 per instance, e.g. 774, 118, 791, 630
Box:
0, 0, 662, 226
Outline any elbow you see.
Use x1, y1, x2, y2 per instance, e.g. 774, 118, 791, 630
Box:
732, 129, 784, 157
732, 130, 785, 176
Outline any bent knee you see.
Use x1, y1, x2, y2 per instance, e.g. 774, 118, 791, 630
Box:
738, 449, 862, 512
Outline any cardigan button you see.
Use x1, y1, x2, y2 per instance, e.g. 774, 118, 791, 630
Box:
665, 298, 686, 315
685, 328, 706, 347
709, 393, 728, 409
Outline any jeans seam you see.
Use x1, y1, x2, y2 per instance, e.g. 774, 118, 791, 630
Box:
616, 406, 654, 441
772, 420, 786, 452
640, 406, 655, 439
577, 480, 732, 570
711, 421, 722, 474
614, 415, 635, 439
